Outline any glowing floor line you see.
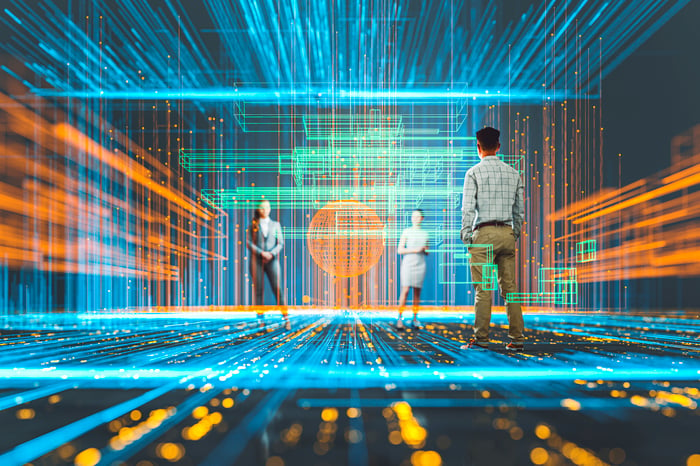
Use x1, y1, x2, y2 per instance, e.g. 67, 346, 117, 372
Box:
0, 313, 697, 391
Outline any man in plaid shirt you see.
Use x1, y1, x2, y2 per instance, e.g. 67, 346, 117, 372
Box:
461, 127, 525, 351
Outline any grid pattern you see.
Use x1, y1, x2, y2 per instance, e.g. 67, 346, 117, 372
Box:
306, 201, 385, 278
0, 311, 699, 465
576, 240, 598, 263
461, 156, 525, 242
507, 268, 578, 305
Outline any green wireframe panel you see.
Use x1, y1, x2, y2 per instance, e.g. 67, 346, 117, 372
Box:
437, 243, 495, 285
500, 155, 526, 175
291, 146, 395, 186
437, 243, 471, 285
200, 186, 398, 211
507, 267, 578, 305
576, 239, 597, 262
303, 110, 404, 141
179, 148, 290, 173
482, 264, 499, 291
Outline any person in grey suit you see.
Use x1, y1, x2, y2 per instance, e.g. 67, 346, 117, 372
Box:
247, 200, 290, 330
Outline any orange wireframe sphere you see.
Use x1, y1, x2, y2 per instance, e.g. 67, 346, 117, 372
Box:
307, 200, 385, 277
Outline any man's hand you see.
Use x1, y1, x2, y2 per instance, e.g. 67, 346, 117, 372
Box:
261, 251, 273, 263
460, 226, 473, 245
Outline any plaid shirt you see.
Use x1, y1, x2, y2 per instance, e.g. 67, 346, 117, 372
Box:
461, 155, 524, 244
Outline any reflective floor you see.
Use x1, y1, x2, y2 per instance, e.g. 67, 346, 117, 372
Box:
0, 310, 698, 465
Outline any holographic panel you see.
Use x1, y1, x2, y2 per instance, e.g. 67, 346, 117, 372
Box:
437, 244, 496, 287
576, 239, 598, 263
303, 112, 404, 141
179, 149, 287, 174
507, 268, 578, 306
482, 264, 499, 291
200, 186, 398, 218
437, 244, 471, 285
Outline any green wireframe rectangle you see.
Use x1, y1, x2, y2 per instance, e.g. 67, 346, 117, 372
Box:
576, 239, 597, 262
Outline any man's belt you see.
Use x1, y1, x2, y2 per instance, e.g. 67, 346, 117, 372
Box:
474, 221, 510, 230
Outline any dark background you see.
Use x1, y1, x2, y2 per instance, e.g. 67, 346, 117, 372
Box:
604, 1, 700, 184
603, 1, 700, 310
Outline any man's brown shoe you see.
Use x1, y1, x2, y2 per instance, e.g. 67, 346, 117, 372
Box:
461, 339, 489, 349
505, 342, 524, 352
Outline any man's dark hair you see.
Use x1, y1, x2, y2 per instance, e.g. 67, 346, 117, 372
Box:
476, 126, 500, 151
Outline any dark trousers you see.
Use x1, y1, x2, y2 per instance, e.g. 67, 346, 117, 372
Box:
250, 258, 286, 306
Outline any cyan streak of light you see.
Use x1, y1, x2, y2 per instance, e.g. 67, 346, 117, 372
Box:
0, 1, 690, 95
29, 86, 593, 102
0, 312, 697, 391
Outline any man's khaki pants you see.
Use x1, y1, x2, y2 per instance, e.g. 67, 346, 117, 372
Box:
468, 225, 524, 343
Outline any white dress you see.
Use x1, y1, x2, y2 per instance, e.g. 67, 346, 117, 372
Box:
400, 227, 429, 288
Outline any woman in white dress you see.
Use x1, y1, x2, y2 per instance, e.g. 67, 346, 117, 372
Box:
396, 209, 429, 330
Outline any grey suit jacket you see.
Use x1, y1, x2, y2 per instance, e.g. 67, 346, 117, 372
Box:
246, 218, 284, 259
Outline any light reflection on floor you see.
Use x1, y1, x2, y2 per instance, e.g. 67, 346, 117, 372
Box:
0, 310, 698, 465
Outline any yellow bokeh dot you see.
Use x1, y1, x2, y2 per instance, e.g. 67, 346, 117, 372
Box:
535, 424, 551, 439
313, 442, 328, 456
561, 398, 581, 411
16, 408, 35, 420
388, 430, 402, 445
393, 401, 412, 420
562, 442, 575, 457
411, 451, 425, 465
188, 424, 206, 441
509, 426, 523, 440
109, 420, 122, 432
130, 410, 142, 421
209, 412, 223, 424
110, 437, 125, 451
570, 447, 585, 463
74, 448, 101, 466
609, 447, 626, 464
58, 444, 76, 460
347, 407, 361, 418
266, 456, 284, 466
321, 408, 338, 422
156, 442, 185, 462
411, 450, 442, 466
687, 454, 700, 466
402, 424, 427, 444
530, 447, 549, 465
222, 398, 234, 408
192, 406, 208, 419
118, 426, 134, 442
346, 429, 363, 444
